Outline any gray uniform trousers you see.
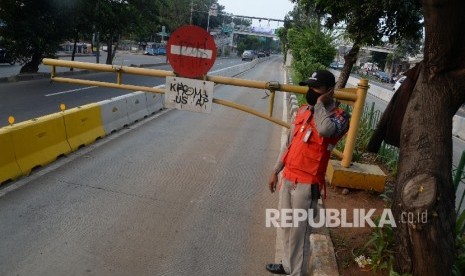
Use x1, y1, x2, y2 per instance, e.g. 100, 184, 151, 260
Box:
277, 177, 319, 276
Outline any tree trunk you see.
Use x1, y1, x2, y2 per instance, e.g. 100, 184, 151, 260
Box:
393, 0, 465, 274
111, 37, 120, 62
19, 51, 41, 73
106, 38, 113, 65
335, 42, 360, 89
393, 68, 456, 275
70, 34, 78, 72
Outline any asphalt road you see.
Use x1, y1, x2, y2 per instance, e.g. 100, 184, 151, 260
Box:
0, 54, 244, 127
0, 57, 286, 275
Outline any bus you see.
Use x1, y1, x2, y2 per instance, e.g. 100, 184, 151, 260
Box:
145, 42, 166, 56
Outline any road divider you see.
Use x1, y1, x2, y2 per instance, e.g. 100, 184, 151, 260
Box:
63, 103, 106, 151
0, 128, 22, 183
10, 113, 72, 175
145, 90, 164, 115
453, 116, 465, 140
126, 92, 149, 123
100, 96, 130, 135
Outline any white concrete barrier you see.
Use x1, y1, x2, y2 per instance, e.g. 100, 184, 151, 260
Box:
331, 69, 465, 140
126, 92, 150, 123
145, 92, 164, 115
453, 116, 465, 140
99, 96, 130, 135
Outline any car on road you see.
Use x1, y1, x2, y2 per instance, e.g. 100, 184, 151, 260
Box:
393, 76, 407, 91
257, 51, 266, 58
330, 61, 344, 69
241, 50, 255, 61
377, 71, 390, 83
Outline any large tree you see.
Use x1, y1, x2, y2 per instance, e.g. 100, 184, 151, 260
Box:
393, 0, 465, 274
0, 0, 68, 73
300, 0, 423, 88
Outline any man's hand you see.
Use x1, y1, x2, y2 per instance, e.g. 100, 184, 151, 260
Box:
317, 88, 334, 106
268, 172, 278, 193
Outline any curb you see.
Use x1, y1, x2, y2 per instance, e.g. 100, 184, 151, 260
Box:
284, 67, 340, 276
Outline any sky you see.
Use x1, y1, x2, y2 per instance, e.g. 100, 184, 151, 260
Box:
216, 0, 295, 27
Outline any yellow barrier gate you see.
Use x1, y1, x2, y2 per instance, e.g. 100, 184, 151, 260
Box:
42, 58, 386, 191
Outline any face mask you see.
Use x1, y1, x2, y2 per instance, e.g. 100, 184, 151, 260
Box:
305, 89, 320, 106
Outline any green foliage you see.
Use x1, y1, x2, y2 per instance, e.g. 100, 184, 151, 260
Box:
370, 52, 388, 70
362, 217, 395, 272
0, 0, 169, 70
453, 210, 465, 275
186, 0, 226, 31
290, 0, 423, 87
287, 24, 336, 82
0, 0, 66, 70
236, 36, 261, 55
316, 0, 423, 46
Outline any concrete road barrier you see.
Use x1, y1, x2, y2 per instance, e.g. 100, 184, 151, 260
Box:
10, 113, 71, 175
63, 103, 106, 151
99, 96, 130, 135
0, 127, 22, 184
126, 92, 149, 123
453, 116, 465, 140
145, 92, 164, 115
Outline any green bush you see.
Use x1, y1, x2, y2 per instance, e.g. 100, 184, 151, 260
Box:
287, 24, 336, 83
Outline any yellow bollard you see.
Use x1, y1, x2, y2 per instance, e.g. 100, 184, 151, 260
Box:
341, 79, 368, 168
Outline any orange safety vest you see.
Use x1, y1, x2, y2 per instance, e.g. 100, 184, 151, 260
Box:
282, 105, 344, 195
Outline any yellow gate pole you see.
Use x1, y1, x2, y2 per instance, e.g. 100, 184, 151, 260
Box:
340, 79, 368, 168
269, 90, 275, 117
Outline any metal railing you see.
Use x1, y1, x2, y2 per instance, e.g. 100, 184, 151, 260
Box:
42, 58, 368, 168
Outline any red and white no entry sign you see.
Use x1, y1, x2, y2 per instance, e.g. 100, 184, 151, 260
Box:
167, 25, 217, 78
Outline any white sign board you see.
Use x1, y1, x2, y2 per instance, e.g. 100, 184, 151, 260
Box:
165, 76, 214, 113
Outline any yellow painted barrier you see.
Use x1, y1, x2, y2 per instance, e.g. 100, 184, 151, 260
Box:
0, 127, 22, 184
326, 160, 386, 192
63, 103, 106, 151
10, 113, 72, 175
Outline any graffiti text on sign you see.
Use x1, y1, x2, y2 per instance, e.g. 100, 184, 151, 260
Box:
165, 77, 214, 114
169, 82, 210, 108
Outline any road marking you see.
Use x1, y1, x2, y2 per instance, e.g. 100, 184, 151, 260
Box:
45, 86, 97, 97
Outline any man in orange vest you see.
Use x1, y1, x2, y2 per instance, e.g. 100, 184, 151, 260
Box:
266, 70, 349, 275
